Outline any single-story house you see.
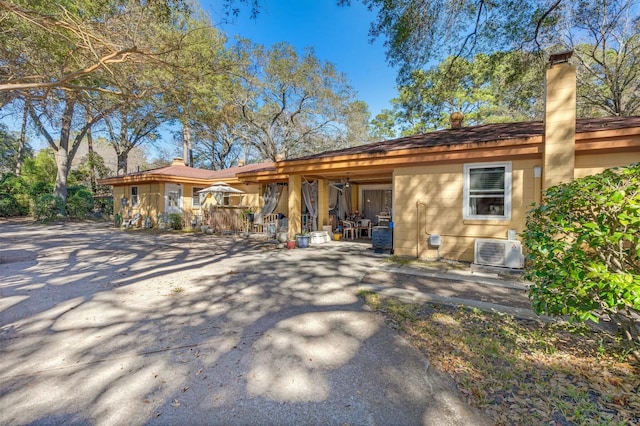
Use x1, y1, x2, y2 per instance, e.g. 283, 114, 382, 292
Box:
233, 58, 640, 263
100, 57, 640, 265
99, 160, 273, 227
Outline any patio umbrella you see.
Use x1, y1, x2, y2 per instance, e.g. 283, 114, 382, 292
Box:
198, 182, 244, 205
197, 182, 245, 194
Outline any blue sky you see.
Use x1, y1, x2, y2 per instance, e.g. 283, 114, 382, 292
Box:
206, 0, 399, 117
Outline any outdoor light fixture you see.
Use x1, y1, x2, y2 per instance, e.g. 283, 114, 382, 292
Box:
344, 177, 350, 188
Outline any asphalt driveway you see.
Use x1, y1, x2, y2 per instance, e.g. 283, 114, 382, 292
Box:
0, 219, 487, 425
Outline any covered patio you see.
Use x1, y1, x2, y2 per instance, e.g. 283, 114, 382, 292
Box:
237, 158, 395, 248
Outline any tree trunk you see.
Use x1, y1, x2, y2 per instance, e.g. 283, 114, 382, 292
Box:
53, 98, 77, 206
182, 124, 191, 167
86, 123, 97, 192
15, 99, 29, 176
117, 151, 128, 175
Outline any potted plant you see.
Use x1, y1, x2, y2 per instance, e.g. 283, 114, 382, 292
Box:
296, 230, 311, 248
286, 240, 296, 249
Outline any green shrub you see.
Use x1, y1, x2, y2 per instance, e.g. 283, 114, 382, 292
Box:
28, 181, 54, 201
168, 213, 183, 230
66, 188, 94, 218
33, 194, 64, 221
0, 194, 22, 216
96, 197, 113, 216
523, 163, 640, 349
0, 173, 29, 216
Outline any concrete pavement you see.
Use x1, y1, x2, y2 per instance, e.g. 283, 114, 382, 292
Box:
1, 219, 489, 425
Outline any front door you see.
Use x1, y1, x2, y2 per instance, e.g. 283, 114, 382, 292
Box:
165, 184, 183, 214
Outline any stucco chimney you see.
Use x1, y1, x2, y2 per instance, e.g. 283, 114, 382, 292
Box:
450, 112, 464, 129
172, 157, 186, 166
543, 52, 576, 189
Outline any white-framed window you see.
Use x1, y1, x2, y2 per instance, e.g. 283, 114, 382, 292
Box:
463, 162, 512, 220
192, 187, 204, 208
131, 186, 139, 207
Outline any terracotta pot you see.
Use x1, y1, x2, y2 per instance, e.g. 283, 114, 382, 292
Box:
286, 240, 296, 249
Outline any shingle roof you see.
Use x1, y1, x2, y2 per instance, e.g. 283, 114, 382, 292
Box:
99, 161, 274, 184
123, 161, 273, 180
291, 116, 640, 161
205, 162, 275, 180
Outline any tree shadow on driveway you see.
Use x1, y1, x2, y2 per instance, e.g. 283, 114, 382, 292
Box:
0, 220, 487, 426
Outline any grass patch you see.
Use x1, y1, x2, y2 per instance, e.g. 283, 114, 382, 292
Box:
360, 292, 639, 425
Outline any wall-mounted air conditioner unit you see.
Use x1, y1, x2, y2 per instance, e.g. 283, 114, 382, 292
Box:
474, 239, 524, 269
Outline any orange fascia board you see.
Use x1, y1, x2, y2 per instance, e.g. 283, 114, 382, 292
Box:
238, 173, 290, 183
237, 137, 543, 181
282, 138, 542, 174
576, 126, 640, 142
575, 128, 640, 153
98, 174, 213, 186
576, 139, 640, 153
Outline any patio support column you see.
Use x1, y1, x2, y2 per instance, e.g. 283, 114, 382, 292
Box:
288, 174, 302, 240
317, 179, 329, 228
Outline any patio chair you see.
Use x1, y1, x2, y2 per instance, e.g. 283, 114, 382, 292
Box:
357, 218, 372, 238
342, 220, 356, 240
122, 212, 141, 229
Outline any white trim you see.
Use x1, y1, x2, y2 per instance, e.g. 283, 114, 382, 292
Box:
165, 183, 183, 214
130, 186, 139, 207
192, 186, 204, 208
463, 161, 512, 220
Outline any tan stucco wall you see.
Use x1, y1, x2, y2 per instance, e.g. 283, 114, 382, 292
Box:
393, 159, 540, 262
575, 152, 640, 179
544, 62, 576, 189
113, 186, 125, 214
115, 183, 162, 221
241, 184, 262, 211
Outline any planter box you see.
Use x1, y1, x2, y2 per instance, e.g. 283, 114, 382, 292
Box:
296, 235, 310, 248
310, 231, 330, 244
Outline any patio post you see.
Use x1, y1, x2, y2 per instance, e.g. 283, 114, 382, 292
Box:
317, 179, 329, 229
288, 175, 302, 240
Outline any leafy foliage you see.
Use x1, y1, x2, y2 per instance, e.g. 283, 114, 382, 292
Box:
340, 0, 562, 82
20, 149, 56, 187
0, 123, 32, 173
570, 0, 640, 116
33, 194, 64, 221
168, 212, 184, 230
66, 186, 94, 218
523, 164, 640, 348
0, 173, 29, 216
383, 51, 544, 135
233, 41, 361, 160
70, 152, 112, 195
